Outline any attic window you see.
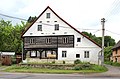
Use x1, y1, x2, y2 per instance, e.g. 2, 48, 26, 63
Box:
46, 13, 50, 18
77, 38, 81, 42
55, 24, 59, 30
38, 25, 42, 31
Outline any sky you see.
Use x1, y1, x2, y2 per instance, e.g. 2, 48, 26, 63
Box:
0, 0, 120, 42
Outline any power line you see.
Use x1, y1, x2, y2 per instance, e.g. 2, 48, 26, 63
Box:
0, 13, 27, 21
0, 12, 100, 31
106, 30, 120, 35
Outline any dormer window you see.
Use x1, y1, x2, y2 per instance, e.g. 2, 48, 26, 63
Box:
38, 25, 42, 31
46, 13, 50, 18
55, 24, 59, 30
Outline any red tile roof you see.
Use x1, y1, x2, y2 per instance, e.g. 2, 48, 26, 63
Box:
21, 6, 101, 48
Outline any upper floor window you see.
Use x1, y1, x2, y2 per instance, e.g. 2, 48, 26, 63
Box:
30, 38, 35, 44
77, 38, 81, 42
84, 51, 89, 58
62, 51, 67, 57
46, 13, 50, 18
46, 38, 51, 44
63, 37, 68, 43
55, 24, 59, 30
38, 25, 42, 31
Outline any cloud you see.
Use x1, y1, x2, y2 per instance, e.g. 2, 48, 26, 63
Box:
0, 0, 120, 42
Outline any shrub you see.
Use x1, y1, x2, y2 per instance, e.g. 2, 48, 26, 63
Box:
74, 65, 82, 70
81, 64, 92, 70
52, 61, 55, 64
63, 61, 65, 64
74, 59, 81, 64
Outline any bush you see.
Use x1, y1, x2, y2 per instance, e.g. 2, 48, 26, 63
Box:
52, 61, 55, 64
74, 59, 81, 64
63, 61, 65, 64
74, 65, 82, 70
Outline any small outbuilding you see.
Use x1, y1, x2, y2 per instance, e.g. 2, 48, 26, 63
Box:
0, 52, 15, 65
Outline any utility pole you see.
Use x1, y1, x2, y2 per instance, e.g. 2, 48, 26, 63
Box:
101, 18, 105, 66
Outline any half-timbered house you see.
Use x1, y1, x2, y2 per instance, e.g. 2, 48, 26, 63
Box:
21, 6, 101, 64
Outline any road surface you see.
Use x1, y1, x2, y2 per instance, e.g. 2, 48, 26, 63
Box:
0, 72, 120, 79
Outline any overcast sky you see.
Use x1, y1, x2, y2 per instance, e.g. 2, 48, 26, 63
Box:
0, 0, 120, 42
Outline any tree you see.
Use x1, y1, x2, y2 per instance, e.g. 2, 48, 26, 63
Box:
82, 31, 116, 47
0, 19, 25, 53
104, 46, 113, 61
27, 16, 37, 23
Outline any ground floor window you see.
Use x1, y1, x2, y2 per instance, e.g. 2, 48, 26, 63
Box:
76, 54, 80, 58
84, 51, 89, 58
30, 51, 37, 58
62, 51, 67, 57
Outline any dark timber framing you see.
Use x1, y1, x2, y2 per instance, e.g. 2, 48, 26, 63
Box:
23, 35, 74, 59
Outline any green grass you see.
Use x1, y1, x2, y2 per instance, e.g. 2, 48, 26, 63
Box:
4, 65, 107, 74
105, 61, 120, 67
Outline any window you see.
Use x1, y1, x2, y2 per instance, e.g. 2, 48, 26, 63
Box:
30, 38, 35, 44
84, 51, 89, 58
46, 38, 51, 44
77, 38, 81, 42
76, 54, 80, 58
55, 24, 59, 30
30, 51, 37, 58
62, 51, 67, 57
46, 13, 50, 18
63, 37, 68, 43
38, 25, 42, 31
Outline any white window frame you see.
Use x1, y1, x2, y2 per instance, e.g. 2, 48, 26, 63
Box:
77, 38, 81, 42
62, 51, 67, 57
76, 54, 80, 58
46, 38, 51, 44
63, 37, 68, 43
38, 25, 42, 31
55, 24, 59, 30
30, 51, 37, 57
30, 38, 35, 44
46, 13, 50, 18
84, 51, 89, 58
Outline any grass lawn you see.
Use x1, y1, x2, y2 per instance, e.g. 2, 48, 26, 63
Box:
3, 65, 108, 74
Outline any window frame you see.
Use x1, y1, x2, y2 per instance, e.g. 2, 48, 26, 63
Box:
46, 38, 51, 44
55, 24, 59, 30
76, 54, 80, 58
63, 37, 68, 43
77, 38, 81, 42
30, 38, 35, 44
46, 13, 50, 18
38, 25, 42, 31
84, 51, 89, 58
62, 51, 67, 58
30, 51, 37, 58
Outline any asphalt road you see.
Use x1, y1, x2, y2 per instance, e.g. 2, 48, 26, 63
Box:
0, 72, 120, 79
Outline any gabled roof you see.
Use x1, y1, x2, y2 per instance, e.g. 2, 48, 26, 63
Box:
21, 6, 101, 48
112, 40, 120, 50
